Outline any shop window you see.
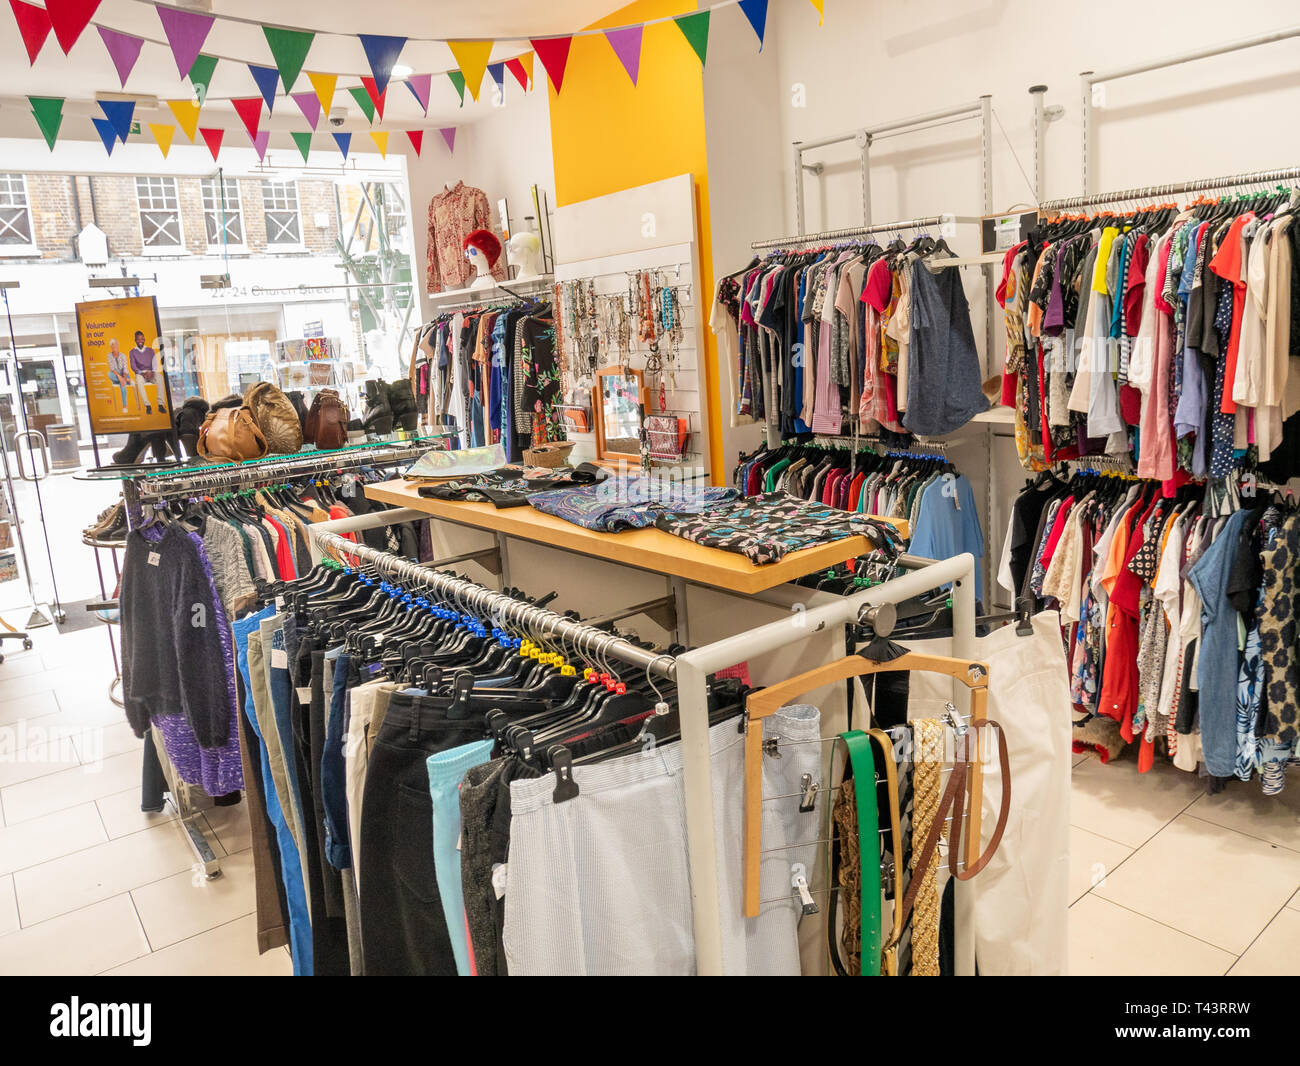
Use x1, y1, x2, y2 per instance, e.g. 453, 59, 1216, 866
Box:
0, 173, 37, 255
262, 181, 302, 249
136, 176, 185, 252
201, 176, 244, 251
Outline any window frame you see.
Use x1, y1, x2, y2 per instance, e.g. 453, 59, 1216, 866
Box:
200, 176, 246, 254
261, 180, 304, 253
135, 175, 187, 256
0, 173, 39, 257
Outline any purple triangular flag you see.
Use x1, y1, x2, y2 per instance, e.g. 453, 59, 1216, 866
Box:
91, 116, 116, 154
291, 91, 320, 129
404, 73, 431, 115
604, 26, 642, 86
251, 129, 270, 160
156, 4, 214, 78
358, 33, 405, 95
97, 27, 144, 88
439, 126, 455, 154
249, 64, 279, 113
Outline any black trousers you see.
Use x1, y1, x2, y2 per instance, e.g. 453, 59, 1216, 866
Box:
358, 694, 487, 976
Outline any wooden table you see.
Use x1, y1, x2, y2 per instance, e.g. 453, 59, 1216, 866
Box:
365, 478, 906, 595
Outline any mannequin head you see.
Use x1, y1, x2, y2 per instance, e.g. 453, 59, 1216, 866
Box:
507, 232, 543, 280
463, 228, 502, 289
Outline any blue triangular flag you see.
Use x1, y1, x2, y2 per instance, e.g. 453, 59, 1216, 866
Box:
249, 64, 280, 113
91, 116, 117, 154
738, 0, 769, 49
332, 131, 351, 158
99, 99, 135, 143
487, 62, 505, 91
358, 34, 406, 95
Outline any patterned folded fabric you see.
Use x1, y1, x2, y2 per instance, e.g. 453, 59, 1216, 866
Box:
527, 476, 738, 532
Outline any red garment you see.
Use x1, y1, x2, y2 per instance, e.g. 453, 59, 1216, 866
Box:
1123, 233, 1151, 336
1208, 213, 1255, 414
860, 258, 892, 311
995, 240, 1028, 308
1096, 502, 1142, 729
266, 517, 297, 580
327, 504, 357, 543
823, 469, 844, 507
1039, 495, 1074, 574
848, 471, 867, 511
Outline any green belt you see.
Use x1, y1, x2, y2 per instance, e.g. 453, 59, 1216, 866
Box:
841, 729, 881, 976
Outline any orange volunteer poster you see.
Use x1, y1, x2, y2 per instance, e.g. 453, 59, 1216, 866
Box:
76, 296, 175, 435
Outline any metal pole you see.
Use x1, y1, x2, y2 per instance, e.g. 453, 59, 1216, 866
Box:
858, 131, 872, 227
1029, 85, 1048, 203
1079, 71, 1094, 194
950, 553, 978, 978
793, 142, 806, 237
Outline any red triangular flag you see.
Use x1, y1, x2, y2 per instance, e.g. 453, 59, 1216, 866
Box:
232, 97, 262, 139
9, 0, 52, 65
405, 130, 423, 157
199, 126, 223, 161
360, 76, 387, 120
529, 37, 571, 94
505, 55, 529, 91
46, 0, 99, 54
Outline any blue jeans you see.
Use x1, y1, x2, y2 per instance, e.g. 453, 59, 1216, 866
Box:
320, 651, 352, 870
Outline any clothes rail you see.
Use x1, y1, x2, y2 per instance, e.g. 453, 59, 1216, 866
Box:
1040, 165, 1300, 213
750, 213, 981, 251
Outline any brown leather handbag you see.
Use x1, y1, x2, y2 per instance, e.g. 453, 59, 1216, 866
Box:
245, 381, 304, 454
197, 405, 269, 463
305, 389, 350, 450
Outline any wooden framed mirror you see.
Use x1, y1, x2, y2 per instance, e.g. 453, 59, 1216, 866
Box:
593, 366, 644, 463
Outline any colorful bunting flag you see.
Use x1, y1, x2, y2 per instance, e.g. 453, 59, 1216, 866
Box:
199, 127, 223, 161
263, 26, 313, 92
232, 97, 262, 139
147, 122, 174, 157
291, 130, 312, 162
369, 130, 388, 158
505, 54, 530, 91
188, 54, 217, 103
156, 4, 213, 76
332, 131, 350, 158
28, 96, 63, 149
46, 0, 99, 54
11, 0, 53, 65
347, 86, 375, 124
360, 76, 386, 120
674, 11, 709, 65
447, 40, 492, 102
249, 64, 279, 112
604, 25, 642, 86
439, 126, 455, 154
99, 99, 134, 142
404, 129, 423, 156
738, 0, 768, 49
97, 27, 143, 87
404, 73, 431, 115
447, 70, 465, 106
251, 129, 269, 161
530, 36, 571, 94
487, 61, 504, 95
91, 116, 116, 154
166, 99, 200, 142
291, 91, 320, 128
809, 0, 824, 24
307, 71, 336, 119
358, 33, 405, 95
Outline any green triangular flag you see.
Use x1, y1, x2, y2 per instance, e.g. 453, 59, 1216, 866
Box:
28, 96, 63, 150
447, 69, 465, 106
347, 85, 375, 123
188, 54, 218, 103
291, 130, 312, 162
263, 26, 314, 92
674, 11, 710, 65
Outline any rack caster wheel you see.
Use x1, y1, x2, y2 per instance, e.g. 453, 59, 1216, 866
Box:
22, 639, 32, 650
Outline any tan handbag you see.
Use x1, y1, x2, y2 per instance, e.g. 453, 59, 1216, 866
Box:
197, 406, 269, 463
245, 381, 304, 454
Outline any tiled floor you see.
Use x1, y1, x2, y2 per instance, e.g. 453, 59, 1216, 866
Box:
1, 619, 1298, 974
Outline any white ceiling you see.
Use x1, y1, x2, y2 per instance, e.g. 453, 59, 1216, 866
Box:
0, 0, 620, 136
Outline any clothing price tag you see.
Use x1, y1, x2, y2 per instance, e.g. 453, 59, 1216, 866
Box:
275, 595, 286, 610
147, 552, 161, 567
455, 830, 462, 852
270, 648, 288, 669
296, 686, 312, 703
491, 863, 508, 900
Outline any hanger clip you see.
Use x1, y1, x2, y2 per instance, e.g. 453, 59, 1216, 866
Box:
551, 748, 580, 804
943, 701, 969, 737
799, 773, 819, 813
790, 863, 818, 917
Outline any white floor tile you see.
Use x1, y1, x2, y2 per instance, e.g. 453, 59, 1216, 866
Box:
131, 849, 257, 949
49, 686, 127, 730
73, 720, 142, 764
0, 690, 59, 727
201, 803, 252, 857
0, 801, 107, 877
13, 820, 199, 926
0, 874, 17, 936
1186, 779, 1300, 853
1068, 825, 1133, 905
0, 654, 50, 680
0, 670, 60, 702
0, 719, 84, 788
95, 787, 176, 839
1093, 814, 1300, 954
1068, 894, 1235, 976
1072, 751, 1092, 767
101, 913, 291, 976
0, 747, 142, 824
1069, 754, 1204, 848
1228, 908, 1300, 976
0, 895, 149, 975
1289, 889, 1299, 913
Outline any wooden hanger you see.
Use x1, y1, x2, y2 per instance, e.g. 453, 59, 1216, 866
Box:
742, 650, 990, 918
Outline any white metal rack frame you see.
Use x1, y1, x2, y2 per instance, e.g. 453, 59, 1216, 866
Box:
309, 509, 981, 976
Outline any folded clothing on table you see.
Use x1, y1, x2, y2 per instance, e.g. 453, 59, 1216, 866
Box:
527, 476, 738, 532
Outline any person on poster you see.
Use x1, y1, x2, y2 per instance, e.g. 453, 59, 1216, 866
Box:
106, 337, 131, 412
129, 330, 166, 415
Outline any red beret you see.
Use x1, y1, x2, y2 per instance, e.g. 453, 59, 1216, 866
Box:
463, 228, 502, 267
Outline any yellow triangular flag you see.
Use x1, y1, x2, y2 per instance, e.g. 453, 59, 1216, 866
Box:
809, 0, 824, 24
148, 123, 176, 158
369, 130, 388, 158
308, 71, 337, 119
447, 40, 493, 102
520, 51, 533, 90
166, 99, 200, 143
